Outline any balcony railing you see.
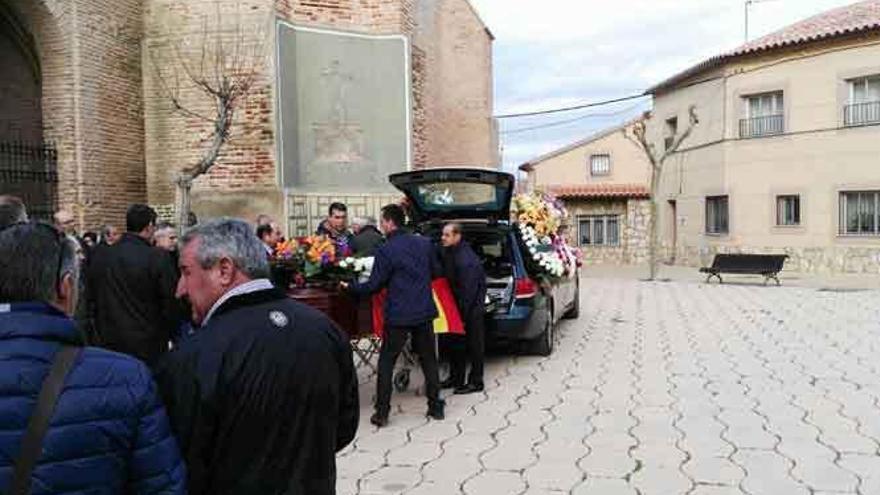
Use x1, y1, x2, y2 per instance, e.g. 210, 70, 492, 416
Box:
844, 101, 880, 127
739, 114, 784, 138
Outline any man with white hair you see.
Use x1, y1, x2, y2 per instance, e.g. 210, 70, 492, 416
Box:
350, 215, 383, 257
156, 218, 358, 495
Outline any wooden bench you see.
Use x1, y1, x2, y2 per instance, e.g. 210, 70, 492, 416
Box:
699, 254, 789, 285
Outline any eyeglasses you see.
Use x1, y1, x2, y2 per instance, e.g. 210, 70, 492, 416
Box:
0, 221, 67, 286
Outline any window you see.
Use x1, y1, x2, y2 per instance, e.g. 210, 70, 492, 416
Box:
705, 196, 729, 235
589, 154, 611, 176
839, 191, 880, 235
846, 76, 880, 126
746, 92, 784, 118
664, 117, 678, 151
579, 215, 619, 246
740, 92, 784, 137
776, 195, 801, 226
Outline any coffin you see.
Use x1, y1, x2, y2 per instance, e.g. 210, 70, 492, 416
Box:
287, 286, 373, 339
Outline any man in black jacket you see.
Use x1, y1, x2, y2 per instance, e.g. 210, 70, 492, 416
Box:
343, 204, 444, 427
350, 215, 384, 257
439, 222, 487, 394
86, 204, 179, 365
157, 218, 358, 495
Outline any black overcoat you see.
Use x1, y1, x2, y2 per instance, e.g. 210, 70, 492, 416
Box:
156, 288, 359, 495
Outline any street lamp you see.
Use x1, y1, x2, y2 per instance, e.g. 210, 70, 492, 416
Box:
745, 0, 781, 42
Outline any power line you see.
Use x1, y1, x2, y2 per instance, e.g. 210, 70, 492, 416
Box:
494, 93, 649, 119
501, 101, 647, 135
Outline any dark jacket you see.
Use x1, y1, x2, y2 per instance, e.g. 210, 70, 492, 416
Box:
0, 302, 186, 494
441, 241, 487, 320
350, 225, 384, 257
350, 230, 440, 326
86, 233, 180, 365
315, 220, 354, 255
156, 288, 359, 495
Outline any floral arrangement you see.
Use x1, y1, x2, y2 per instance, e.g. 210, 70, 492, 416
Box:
272, 235, 363, 287
512, 191, 582, 281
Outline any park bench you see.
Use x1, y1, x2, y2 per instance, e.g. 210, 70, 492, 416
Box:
699, 254, 788, 285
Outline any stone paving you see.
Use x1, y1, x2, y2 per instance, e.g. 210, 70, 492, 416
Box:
338, 277, 880, 495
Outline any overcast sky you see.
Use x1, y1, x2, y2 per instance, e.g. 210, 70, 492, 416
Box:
468, 0, 860, 172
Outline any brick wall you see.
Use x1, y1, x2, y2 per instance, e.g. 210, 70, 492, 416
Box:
142, 0, 494, 228
144, 0, 416, 224
414, 0, 496, 168
0, 31, 43, 142
8, 0, 146, 230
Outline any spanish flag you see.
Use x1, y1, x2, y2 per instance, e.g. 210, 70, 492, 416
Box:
372, 278, 465, 339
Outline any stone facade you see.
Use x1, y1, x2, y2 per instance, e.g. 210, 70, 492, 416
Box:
566, 198, 650, 266
675, 243, 880, 275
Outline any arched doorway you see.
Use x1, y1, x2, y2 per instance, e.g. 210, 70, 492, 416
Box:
0, 0, 57, 220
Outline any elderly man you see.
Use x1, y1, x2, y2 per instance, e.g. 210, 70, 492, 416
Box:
154, 222, 178, 252
343, 204, 444, 427
0, 195, 27, 227
350, 215, 384, 257
53, 209, 77, 236
0, 222, 185, 494
439, 222, 487, 394
87, 205, 179, 365
156, 218, 358, 495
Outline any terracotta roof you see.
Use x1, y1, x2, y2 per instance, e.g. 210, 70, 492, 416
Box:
545, 184, 650, 200
649, 0, 880, 93
519, 115, 648, 172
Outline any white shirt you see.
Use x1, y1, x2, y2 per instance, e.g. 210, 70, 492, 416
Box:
202, 278, 274, 326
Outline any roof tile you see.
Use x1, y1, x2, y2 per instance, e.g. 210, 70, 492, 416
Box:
649, 0, 880, 93
545, 184, 650, 200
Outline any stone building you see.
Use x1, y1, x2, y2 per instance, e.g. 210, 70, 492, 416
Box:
647, 0, 880, 274
0, 0, 497, 231
519, 118, 652, 265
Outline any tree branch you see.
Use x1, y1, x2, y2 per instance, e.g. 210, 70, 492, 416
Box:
659, 105, 699, 162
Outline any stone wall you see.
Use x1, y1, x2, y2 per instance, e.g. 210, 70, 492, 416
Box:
625, 199, 651, 265
675, 243, 880, 275
566, 198, 651, 265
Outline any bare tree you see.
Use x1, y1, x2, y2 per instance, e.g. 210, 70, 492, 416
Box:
149, 2, 267, 231
625, 105, 698, 281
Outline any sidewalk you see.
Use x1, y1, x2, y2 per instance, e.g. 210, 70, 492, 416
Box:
583, 263, 880, 290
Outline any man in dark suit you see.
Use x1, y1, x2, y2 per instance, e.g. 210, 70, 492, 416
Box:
86, 204, 179, 366
157, 218, 358, 495
350, 215, 384, 257
342, 204, 444, 427
439, 222, 487, 394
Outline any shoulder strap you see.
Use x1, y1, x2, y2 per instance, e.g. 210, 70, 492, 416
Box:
10, 346, 82, 495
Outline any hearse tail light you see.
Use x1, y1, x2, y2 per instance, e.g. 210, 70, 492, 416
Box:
514, 277, 538, 299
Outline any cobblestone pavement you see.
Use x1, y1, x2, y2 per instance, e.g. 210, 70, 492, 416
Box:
338, 278, 880, 495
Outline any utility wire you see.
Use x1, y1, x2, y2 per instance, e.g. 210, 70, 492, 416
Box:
501, 101, 648, 135
495, 93, 649, 119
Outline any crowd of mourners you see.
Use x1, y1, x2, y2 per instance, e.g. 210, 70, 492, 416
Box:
0, 195, 487, 495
